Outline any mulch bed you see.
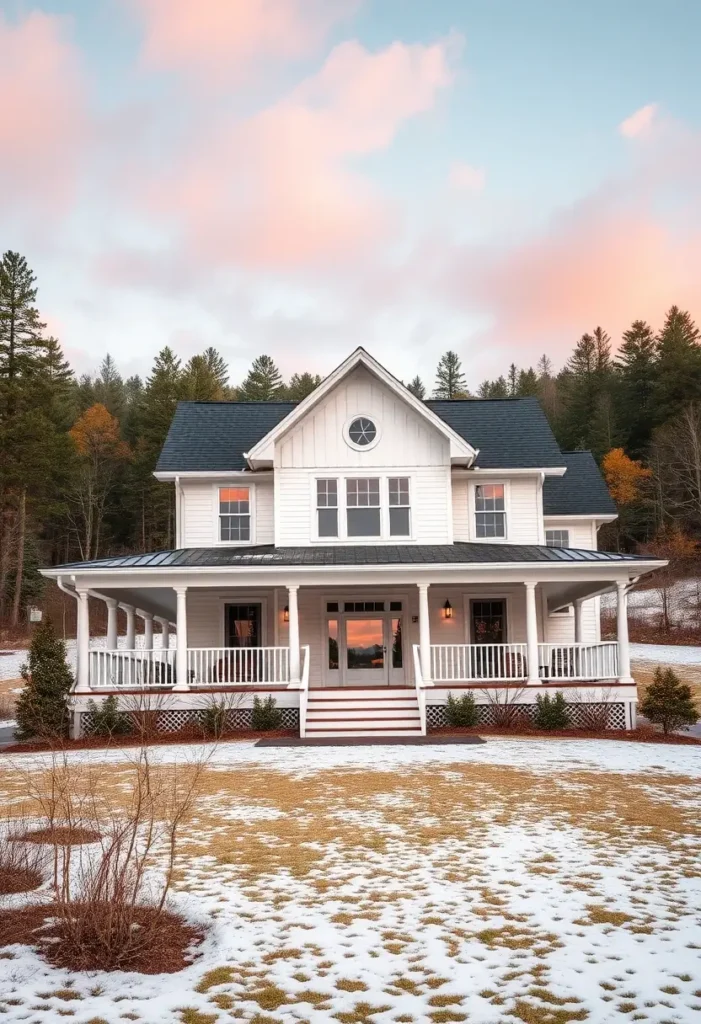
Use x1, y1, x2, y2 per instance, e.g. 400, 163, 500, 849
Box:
17, 826, 102, 845
1, 727, 296, 755
429, 726, 701, 744
0, 902, 203, 973
0, 866, 43, 895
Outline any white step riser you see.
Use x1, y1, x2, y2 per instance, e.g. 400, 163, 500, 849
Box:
305, 729, 423, 738
307, 709, 420, 721
308, 701, 419, 713
309, 689, 416, 700
308, 721, 421, 732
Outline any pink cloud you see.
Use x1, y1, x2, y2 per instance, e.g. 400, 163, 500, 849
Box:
0, 11, 88, 214
135, 37, 457, 268
619, 102, 658, 139
449, 162, 485, 192
131, 0, 358, 83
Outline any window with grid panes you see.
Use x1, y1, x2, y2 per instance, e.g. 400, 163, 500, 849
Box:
475, 484, 506, 538
219, 487, 250, 541
316, 479, 338, 537
388, 477, 410, 536
346, 478, 381, 536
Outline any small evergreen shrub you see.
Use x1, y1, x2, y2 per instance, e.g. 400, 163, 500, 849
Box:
639, 666, 699, 734
445, 691, 479, 728
86, 694, 132, 738
534, 691, 571, 731
199, 697, 230, 738
15, 620, 73, 740
251, 695, 282, 731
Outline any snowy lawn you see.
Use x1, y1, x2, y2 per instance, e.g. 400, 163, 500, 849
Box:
0, 739, 700, 1024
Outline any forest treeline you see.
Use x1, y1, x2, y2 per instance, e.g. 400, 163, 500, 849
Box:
2, 249, 701, 625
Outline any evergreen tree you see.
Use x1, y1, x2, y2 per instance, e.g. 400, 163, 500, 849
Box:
433, 351, 467, 399
14, 620, 74, 739
507, 363, 518, 396
238, 355, 284, 400
654, 306, 701, 424
639, 666, 698, 734
615, 320, 657, 456
406, 375, 426, 399
92, 354, 125, 419
517, 367, 538, 396
478, 376, 508, 398
286, 372, 322, 400
557, 328, 614, 452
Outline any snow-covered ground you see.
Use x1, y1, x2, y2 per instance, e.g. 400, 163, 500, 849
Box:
0, 739, 699, 1023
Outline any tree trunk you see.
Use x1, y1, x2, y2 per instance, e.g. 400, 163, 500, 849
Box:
10, 487, 26, 626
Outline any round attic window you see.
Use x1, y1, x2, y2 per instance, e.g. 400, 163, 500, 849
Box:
347, 416, 377, 448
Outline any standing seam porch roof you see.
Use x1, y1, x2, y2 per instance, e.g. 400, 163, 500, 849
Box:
47, 542, 652, 572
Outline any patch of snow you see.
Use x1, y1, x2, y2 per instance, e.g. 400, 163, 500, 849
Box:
631, 642, 701, 665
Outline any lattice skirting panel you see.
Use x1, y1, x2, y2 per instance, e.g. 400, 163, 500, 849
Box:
426, 702, 627, 731
80, 706, 299, 737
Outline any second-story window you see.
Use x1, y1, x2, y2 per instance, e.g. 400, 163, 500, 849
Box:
346, 478, 381, 537
219, 487, 251, 541
475, 484, 506, 538
545, 529, 570, 548
388, 477, 410, 536
316, 479, 338, 538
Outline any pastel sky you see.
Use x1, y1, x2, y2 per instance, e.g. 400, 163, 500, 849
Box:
2, 0, 700, 388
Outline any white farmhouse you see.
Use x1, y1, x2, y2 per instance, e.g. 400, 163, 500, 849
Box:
42, 348, 665, 737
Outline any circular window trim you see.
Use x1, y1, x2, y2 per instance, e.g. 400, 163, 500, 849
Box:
343, 414, 381, 452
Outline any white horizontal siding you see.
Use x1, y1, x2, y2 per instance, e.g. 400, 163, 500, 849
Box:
544, 519, 597, 550
186, 589, 277, 648
453, 474, 542, 545
180, 479, 274, 548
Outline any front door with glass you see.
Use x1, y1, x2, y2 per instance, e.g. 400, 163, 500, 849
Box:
324, 600, 405, 686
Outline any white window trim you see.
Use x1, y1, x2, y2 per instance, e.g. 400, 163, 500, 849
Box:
216, 595, 269, 646
545, 528, 570, 549
461, 592, 514, 643
212, 482, 257, 547
468, 480, 510, 543
310, 473, 415, 544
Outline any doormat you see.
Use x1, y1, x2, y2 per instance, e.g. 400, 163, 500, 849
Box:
255, 735, 486, 747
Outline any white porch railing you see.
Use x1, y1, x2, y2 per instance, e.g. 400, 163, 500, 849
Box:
187, 646, 290, 686
431, 643, 528, 682
538, 642, 618, 681
89, 649, 175, 688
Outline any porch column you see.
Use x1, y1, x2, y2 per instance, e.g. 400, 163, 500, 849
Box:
105, 598, 118, 650
574, 599, 585, 644
418, 583, 431, 683
123, 604, 136, 649
141, 611, 154, 650
616, 581, 633, 683
288, 585, 300, 683
76, 589, 91, 691
525, 582, 540, 684
173, 587, 189, 691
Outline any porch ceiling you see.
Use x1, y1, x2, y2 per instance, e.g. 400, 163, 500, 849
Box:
542, 580, 616, 614
92, 587, 176, 621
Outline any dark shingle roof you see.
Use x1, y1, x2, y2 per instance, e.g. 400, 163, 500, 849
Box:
157, 395, 565, 472
50, 542, 645, 572
543, 451, 616, 517
156, 401, 297, 472
426, 397, 564, 469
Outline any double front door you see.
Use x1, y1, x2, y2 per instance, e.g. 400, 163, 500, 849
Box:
326, 600, 405, 686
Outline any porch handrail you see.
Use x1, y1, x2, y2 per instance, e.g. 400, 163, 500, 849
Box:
430, 643, 528, 683
538, 642, 618, 681
298, 645, 311, 738
89, 649, 175, 688
412, 644, 429, 735
187, 646, 290, 686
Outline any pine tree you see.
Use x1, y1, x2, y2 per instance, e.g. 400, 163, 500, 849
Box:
615, 320, 657, 456
654, 306, 701, 424
557, 328, 615, 451
433, 351, 467, 399
517, 367, 538, 396
639, 666, 698, 734
14, 620, 74, 739
406, 375, 426, 399
507, 363, 518, 396
182, 347, 229, 401
286, 372, 322, 400
238, 355, 284, 400
92, 355, 125, 419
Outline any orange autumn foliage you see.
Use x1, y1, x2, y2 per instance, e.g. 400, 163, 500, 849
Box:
69, 404, 130, 461
601, 447, 651, 505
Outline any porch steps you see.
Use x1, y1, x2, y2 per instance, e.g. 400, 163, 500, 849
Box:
304, 687, 422, 738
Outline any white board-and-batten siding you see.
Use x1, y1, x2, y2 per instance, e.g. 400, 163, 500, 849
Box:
274, 366, 453, 546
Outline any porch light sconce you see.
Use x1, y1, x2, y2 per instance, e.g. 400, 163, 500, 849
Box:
283, 605, 289, 623
443, 599, 453, 620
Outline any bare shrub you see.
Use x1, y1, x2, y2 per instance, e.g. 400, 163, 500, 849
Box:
0, 820, 44, 895
120, 690, 174, 743
569, 687, 614, 731
0, 693, 15, 722
480, 686, 529, 728
195, 691, 244, 739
